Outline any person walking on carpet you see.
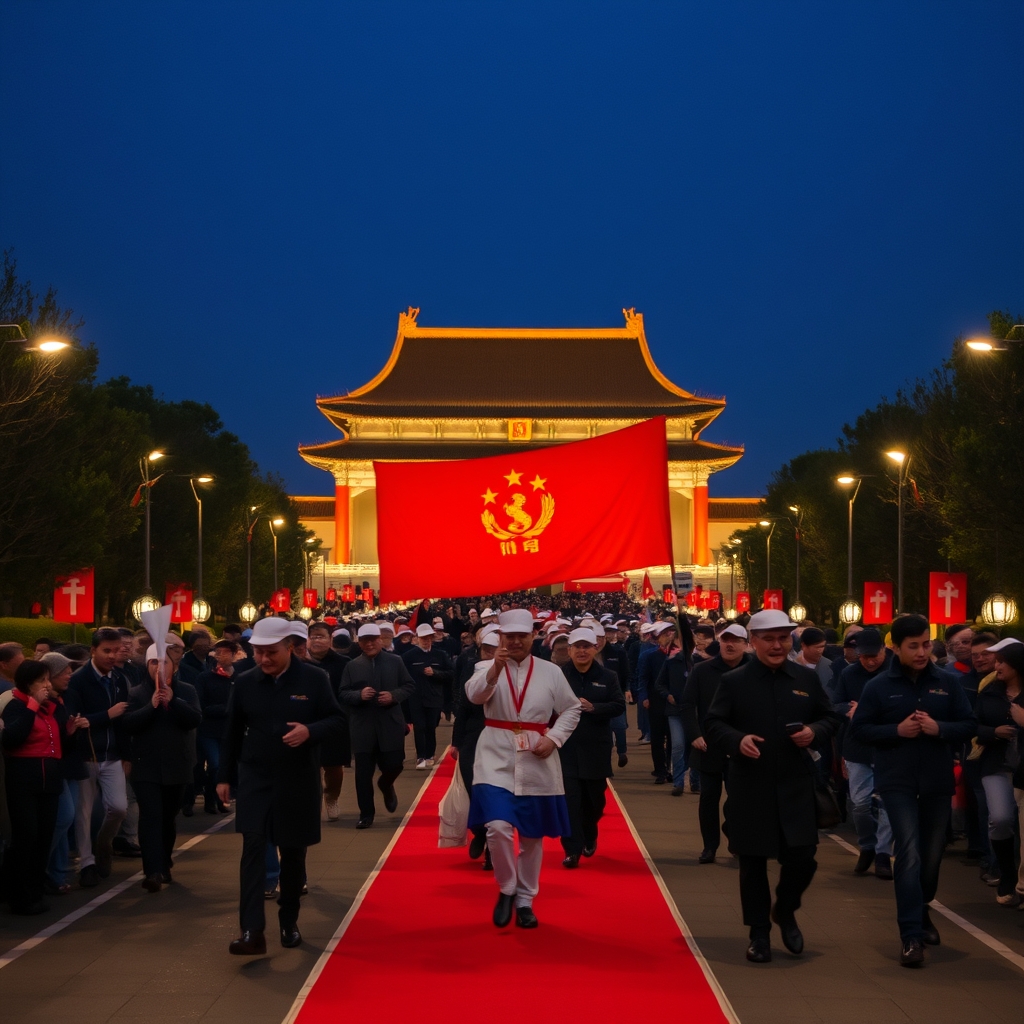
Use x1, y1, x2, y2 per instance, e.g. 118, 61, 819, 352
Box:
466, 609, 581, 929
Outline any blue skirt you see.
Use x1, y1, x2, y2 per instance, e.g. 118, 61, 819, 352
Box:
468, 783, 570, 839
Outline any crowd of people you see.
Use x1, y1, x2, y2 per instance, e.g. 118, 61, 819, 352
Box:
0, 597, 1021, 970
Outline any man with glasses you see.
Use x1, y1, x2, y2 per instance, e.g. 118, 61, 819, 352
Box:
705, 609, 840, 964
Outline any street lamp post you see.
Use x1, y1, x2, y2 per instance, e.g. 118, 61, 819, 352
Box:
837, 475, 864, 624
965, 324, 1024, 352
188, 476, 214, 622
758, 520, 776, 591
0, 323, 71, 353
269, 517, 284, 591
886, 451, 911, 614
132, 450, 166, 620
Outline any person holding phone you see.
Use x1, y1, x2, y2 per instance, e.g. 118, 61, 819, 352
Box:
704, 609, 840, 964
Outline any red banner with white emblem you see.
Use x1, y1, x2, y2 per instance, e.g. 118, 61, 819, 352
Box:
762, 589, 784, 611
375, 420, 673, 602
303, 588, 319, 609
862, 582, 893, 625
270, 588, 291, 613
735, 591, 751, 613
929, 572, 967, 625
165, 583, 193, 624
54, 568, 95, 623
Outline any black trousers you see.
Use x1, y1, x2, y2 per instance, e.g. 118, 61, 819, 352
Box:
353, 747, 405, 820
561, 776, 608, 856
410, 704, 442, 760
648, 707, 671, 780
240, 831, 306, 932
738, 834, 817, 937
698, 770, 726, 851
4, 780, 58, 911
133, 780, 184, 878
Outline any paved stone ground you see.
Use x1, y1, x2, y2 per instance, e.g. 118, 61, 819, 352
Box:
2, 709, 1022, 1024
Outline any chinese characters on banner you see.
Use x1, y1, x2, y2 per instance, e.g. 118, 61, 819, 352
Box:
662, 587, 675, 604
165, 584, 193, 624
929, 572, 967, 624
54, 568, 95, 623
763, 589, 784, 611
862, 582, 893, 625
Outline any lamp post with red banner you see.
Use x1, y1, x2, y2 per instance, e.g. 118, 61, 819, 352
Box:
131, 450, 166, 622
836, 474, 865, 625
885, 451, 911, 614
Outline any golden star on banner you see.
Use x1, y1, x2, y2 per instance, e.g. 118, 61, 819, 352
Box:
482, 488, 498, 505
530, 475, 547, 491
504, 469, 523, 486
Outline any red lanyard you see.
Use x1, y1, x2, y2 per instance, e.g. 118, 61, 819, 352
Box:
504, 657, 534, 716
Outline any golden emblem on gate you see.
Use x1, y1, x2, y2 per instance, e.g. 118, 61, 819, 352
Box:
481, 469, 555, 550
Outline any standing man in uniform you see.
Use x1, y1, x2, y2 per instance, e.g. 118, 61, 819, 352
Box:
466, 610, 581, 929
705, 610, 840, 964
558, 627, 625, 868
217, 617, 344, 955
338, 623, 416, 828
402, 623, 455, 769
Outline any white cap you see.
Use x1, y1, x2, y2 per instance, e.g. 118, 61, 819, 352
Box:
250, 617, 295, 647
600, 614, 613, 623
747, 609, 798, 632
568, 627, 598, 646
652, 621, 676, 635
640, 622, 656, 635
481, 607, 496, 619
357, 623, 382, 638
591, 623, 606, 637
988, 637, 1022, 653
288, 620, 309, 641
415, 623, 435, 637
615, 619, 628, 628
375, 619, 394, 633
395, 624, 412, 635
144, 644, 161, 662
721, 623, 748, 640
331, 628, 349, 638
480, 627, 500, 647
432, 617, 444, 628
556, 618, 572, 627
498, 609, 535, 634
543, 621, 561, 634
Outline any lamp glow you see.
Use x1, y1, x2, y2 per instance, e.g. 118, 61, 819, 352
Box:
981, 593, 1018, 627
272, 517, 285, 526
839, 598, 862, 625
885, 450, 906, 464
788, 603, 807, 622
196, 475, 213, 484
723, 607, 738, 620
131, 593, 160, 622
191, 598, 211, 623
837, 475, 856, 485
37, 338, 69, 353
966, 339, 995, 351
239, 601, 258, 625
298, 606, 313, 621
759, 520, 771, 527
148, 450, 165, 462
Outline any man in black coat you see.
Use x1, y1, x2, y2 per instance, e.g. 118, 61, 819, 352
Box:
216, 617, 344, 956
558, 627, 625, 869
194, 639, 237, 814
338, 623, 416, 828
705, 610, 840, 964
679, 623, 750, 860
307, 621, 351, 821
401, 623, 455, 769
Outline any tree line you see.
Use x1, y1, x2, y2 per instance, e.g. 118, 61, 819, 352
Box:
726, 309, 1022, 625
0, 250, 316, 624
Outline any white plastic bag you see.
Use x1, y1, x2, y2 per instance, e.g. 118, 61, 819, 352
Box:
438, 766, 469, 848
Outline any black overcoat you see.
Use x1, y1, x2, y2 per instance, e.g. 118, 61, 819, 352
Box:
219, 656, 344, 847
309, 649, 352, 766
558, 661, 625, 780
704, 657, 839, 857
123, 679, 202, 785
678, 653, 750, 773
338, 652, 416, 755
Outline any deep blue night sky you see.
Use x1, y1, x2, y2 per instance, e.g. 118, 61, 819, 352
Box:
3, 2, 1022, 497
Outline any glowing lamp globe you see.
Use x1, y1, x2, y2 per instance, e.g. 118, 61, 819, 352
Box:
723, 607, 738, 620
839, 598, 862, 625
239, 601, 258, 625
298, 606, 313, 621
981, 593, 1018, 627
788, 603, 807, 623
191, 597, 211, 623
131, 593, 159, 623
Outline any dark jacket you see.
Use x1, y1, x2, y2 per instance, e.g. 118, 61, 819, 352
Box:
194, 669, 234, 739
654, 650, 689, 718
832, 657, 891, 765
338, 651, 416, 754
400, 645, 454, 710
636, 645, 669, 710
219, 655, 344, 846
123, 678, 202, 785
558, 661, 625, 780
850, 660, 976, 796
679, 652, 750, 773
309, 650, 352, 766
973, 680, 1022, 777
599, 641, 632, 693
704, 657, 840, 857
452, 659, 487, 789
68, 661, 130, 763
178, 649, 213, 685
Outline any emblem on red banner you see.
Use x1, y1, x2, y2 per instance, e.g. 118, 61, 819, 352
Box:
862, 582, 893, 625
303, 588, 318, 609
662, 587, 675, 604
326, 587, 337, 602
763, 589, 784, 611
341, 584, 355, 603
363, 587, 375, 607
929, 572, 967, 624
54, 568, 95, 623
736, 591, 751, 613
270, 588, 291, 613
165, 583, 193, 623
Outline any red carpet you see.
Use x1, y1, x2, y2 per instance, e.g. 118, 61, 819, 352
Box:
290, 756, 733, 1024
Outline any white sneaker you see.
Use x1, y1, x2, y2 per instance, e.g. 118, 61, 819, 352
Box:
325, 798, 340, 821
416, 759, 427, 769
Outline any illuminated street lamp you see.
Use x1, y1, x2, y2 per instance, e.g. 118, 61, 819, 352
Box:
245, 508, 286, 605
885, 451, 911, 614
837, 475, 864, 625
133, 449, 165, 620
965, 324, 1024, 352
1, 323, 71, 353
759, 519, 776, 591
981, 593, 1018, 627
188, 475, 214, 622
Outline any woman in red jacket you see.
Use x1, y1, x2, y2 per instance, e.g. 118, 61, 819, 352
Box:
2, 659, 83, 914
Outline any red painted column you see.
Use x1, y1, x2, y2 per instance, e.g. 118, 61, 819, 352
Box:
334, 484, 350, 565
692, 483, 709, 566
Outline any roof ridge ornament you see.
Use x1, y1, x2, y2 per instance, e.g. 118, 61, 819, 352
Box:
399, 306, 421, 331
623, 307, 643, 333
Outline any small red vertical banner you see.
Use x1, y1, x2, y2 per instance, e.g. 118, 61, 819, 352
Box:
341, 584, 355, 603
929, 572, 967, 625
662, 587, 675, 604
735, 591, 751, 613
862, 582, 893, 624
165, 583, 193, 624
326, 587, 337, 602
641, 572, 656, 601
303, 588, 319, 609
763, 589, 784, 611
363, 587, 375, 607
54, 568, 95, 623
270, 588, 291, 613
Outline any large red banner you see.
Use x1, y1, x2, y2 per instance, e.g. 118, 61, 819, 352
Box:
54, 568, 95, 623
165, 583, 193, 624
374, 419, 673, 602
863, 581, 893, 624
929, 572, 967, 624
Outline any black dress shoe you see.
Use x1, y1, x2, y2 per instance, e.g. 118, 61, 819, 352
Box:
920, 911, 940, 946
874, 854, 893, 880
161, 870, 173, 885
280, 925, 302, 948
355, 817, 374, 829
493, 892, 514, 927
771, 906, 804, 955
469, 833, 487, 860
79, 865, 99, 888
377, 777, 398, 813
229, 930, 267, 955
654, 776, 668, 785
900, 938, 925, 967
582, 842, 596, 857
562, 853, 581, 869
618, 754, 628, 768
746, 938, 771, 963
515, 906, 538, 929
854, 849, 875, 874
12, 900, 50, 916
698, 848, 717, 864
141, 874, 162, 893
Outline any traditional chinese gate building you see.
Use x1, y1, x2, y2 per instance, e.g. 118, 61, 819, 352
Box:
297, 308, 754, 594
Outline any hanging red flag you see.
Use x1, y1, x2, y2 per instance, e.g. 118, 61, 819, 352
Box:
363, 587, 375, 607
341, 584, 355, 603
326, 587, 337, 602
270, 588, 291, 613
736, 591, 751, 613
303, 588, 319, 609
929, 572, 967, 625
708, 590, 722, 610
129, 474, 165, 507
663, 587, 676, 604
685, 590, 698, 607
165, 583, 194, 624
862, 582, 893, 625
374, 418, 673, 602
641, 571, 656, 601
54, 568, 95, 623
763, 589, 784, 611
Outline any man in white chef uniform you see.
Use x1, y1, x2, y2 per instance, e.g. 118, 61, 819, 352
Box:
466, 609, 582, 929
